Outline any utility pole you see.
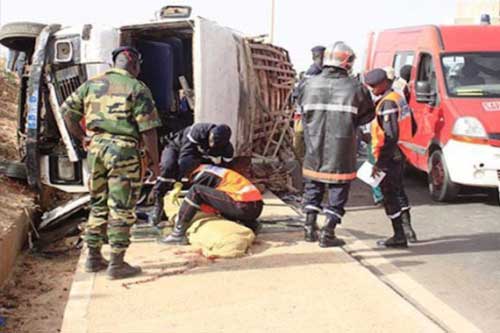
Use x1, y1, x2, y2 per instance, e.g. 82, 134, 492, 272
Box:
270, 0, 276, 44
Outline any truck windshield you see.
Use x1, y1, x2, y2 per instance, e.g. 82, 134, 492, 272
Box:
442, 53, 500, 98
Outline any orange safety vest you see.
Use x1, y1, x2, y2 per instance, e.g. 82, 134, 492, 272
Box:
191, 165, 263, 202
371, 91, 414, 160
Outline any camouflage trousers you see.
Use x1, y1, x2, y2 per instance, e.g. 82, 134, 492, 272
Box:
85, 133, 142, 253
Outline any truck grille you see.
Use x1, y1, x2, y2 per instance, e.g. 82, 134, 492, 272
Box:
53, 66, 86, 105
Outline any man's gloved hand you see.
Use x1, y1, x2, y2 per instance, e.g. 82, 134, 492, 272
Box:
166, 182, 183, 206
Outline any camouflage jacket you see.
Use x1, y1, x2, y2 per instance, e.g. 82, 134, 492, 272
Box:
61, 68, 161, 140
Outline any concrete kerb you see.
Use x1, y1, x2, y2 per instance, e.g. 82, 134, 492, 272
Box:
341, 229, 482, 333
59, 246, 94, 333
285, 203, 482, 332
0, 209, 32, 288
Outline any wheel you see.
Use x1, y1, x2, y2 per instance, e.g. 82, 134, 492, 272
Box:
0, 22, 46, 52
427, 149, 460, 202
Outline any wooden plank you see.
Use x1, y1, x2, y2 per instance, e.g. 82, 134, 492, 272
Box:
253, 65, 296, 75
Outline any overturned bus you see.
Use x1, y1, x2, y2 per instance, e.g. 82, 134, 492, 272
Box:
0, 6, 296, 197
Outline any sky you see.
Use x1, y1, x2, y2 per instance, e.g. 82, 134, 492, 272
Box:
0, 0, 461, 72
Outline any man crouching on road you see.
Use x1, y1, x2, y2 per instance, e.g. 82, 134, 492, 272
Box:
158, 162, 263, 245
364, 68, 417, 248
298, 42, 375, 247
62, 47, 161, 279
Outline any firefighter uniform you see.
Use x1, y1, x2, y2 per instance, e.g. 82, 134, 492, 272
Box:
298, 42, 375, 247
150, 123, 234, 226
370, 84, 417, 245
159, 165, 263, 244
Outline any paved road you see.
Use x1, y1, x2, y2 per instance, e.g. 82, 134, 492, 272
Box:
340, 171, 500, 332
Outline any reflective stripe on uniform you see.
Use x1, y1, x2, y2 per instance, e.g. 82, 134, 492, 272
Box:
302, 104, 358, 114
303, 168, 357, 182
324, 209, 342, 219
377, 108, 399, 116
185, 197, 200, 209
305, 205, 322, 212
157, 176, 176, 183
187, 130, 199, 144
388, 210, 402, 219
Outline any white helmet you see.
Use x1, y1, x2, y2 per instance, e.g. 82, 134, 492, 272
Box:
323, 41, 356, 71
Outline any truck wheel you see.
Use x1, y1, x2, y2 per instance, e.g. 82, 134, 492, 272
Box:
0, 22, 46, 52
428, 150, 459, 202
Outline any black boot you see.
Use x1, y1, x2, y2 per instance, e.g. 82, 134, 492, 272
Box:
106, 252, 142, 280
319, 216, 345, 248
148, 197, 166, 227
158, 221, 189, 245
383, 217, 408, 248
401, 210, 417, 243
304, 213, 318, 242
85, 247, 108, 273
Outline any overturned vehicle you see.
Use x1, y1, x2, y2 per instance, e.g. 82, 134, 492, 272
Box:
0, 6, 297, 237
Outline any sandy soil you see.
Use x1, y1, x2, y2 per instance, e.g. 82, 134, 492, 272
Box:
0, 69, 33, 242
0, 68, 79, 333
0, 238, 80, 333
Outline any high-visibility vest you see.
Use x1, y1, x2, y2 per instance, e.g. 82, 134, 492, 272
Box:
192, 165, 263, 202
371, 91, 414, 160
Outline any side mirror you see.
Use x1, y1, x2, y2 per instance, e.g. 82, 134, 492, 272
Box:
415, 81, 436, 105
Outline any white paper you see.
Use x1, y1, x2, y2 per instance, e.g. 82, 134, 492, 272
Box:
356, 161, 386, 188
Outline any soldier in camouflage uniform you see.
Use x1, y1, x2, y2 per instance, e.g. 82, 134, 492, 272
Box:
61, 46, 161, 279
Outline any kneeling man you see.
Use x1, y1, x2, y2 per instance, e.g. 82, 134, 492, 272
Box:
159, 164, 263, 245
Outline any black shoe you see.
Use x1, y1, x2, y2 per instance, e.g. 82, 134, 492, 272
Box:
85, 247, 108, 273
318, 216, 345, 248
148, 203, 166, 227
401, 211, 417, 243
158, 234, 189, 245
382, 217, 408, 248
319, 234, 346, 248
106, 252, 142, 280
382, 236, 408, 248
304, 213, 318, 242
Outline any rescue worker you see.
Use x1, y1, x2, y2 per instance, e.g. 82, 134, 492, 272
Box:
158, 164, 263, 245
149, 123, 234, 227
292, 46, 326, 161
364, 68, 417, 247
392, 65, 412, 102
298, 41, 375, 247
305, 45, 326, 76
62, 46, 161, 279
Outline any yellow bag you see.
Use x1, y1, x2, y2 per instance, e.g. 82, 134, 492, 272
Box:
187, 217, 255, 258
164, 196, 255, 258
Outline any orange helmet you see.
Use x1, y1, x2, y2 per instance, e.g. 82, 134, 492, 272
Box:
323, 41, 356, 71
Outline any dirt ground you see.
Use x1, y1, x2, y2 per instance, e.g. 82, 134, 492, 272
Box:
0, 66, 33, 239
0, 238, 80, 333
0, 67, 81, 333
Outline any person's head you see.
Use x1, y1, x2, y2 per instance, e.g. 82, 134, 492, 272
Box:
364, 68, 392, 96
112, 46, 142, 77
323, 41, 356, 73
462, 58, 480, 78
399, 65, 412, 82
208, 124, 232, 149
311, 45, 326, 67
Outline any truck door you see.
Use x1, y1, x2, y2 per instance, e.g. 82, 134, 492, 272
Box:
409, 52, 442, 170
193, 17, 240, 147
